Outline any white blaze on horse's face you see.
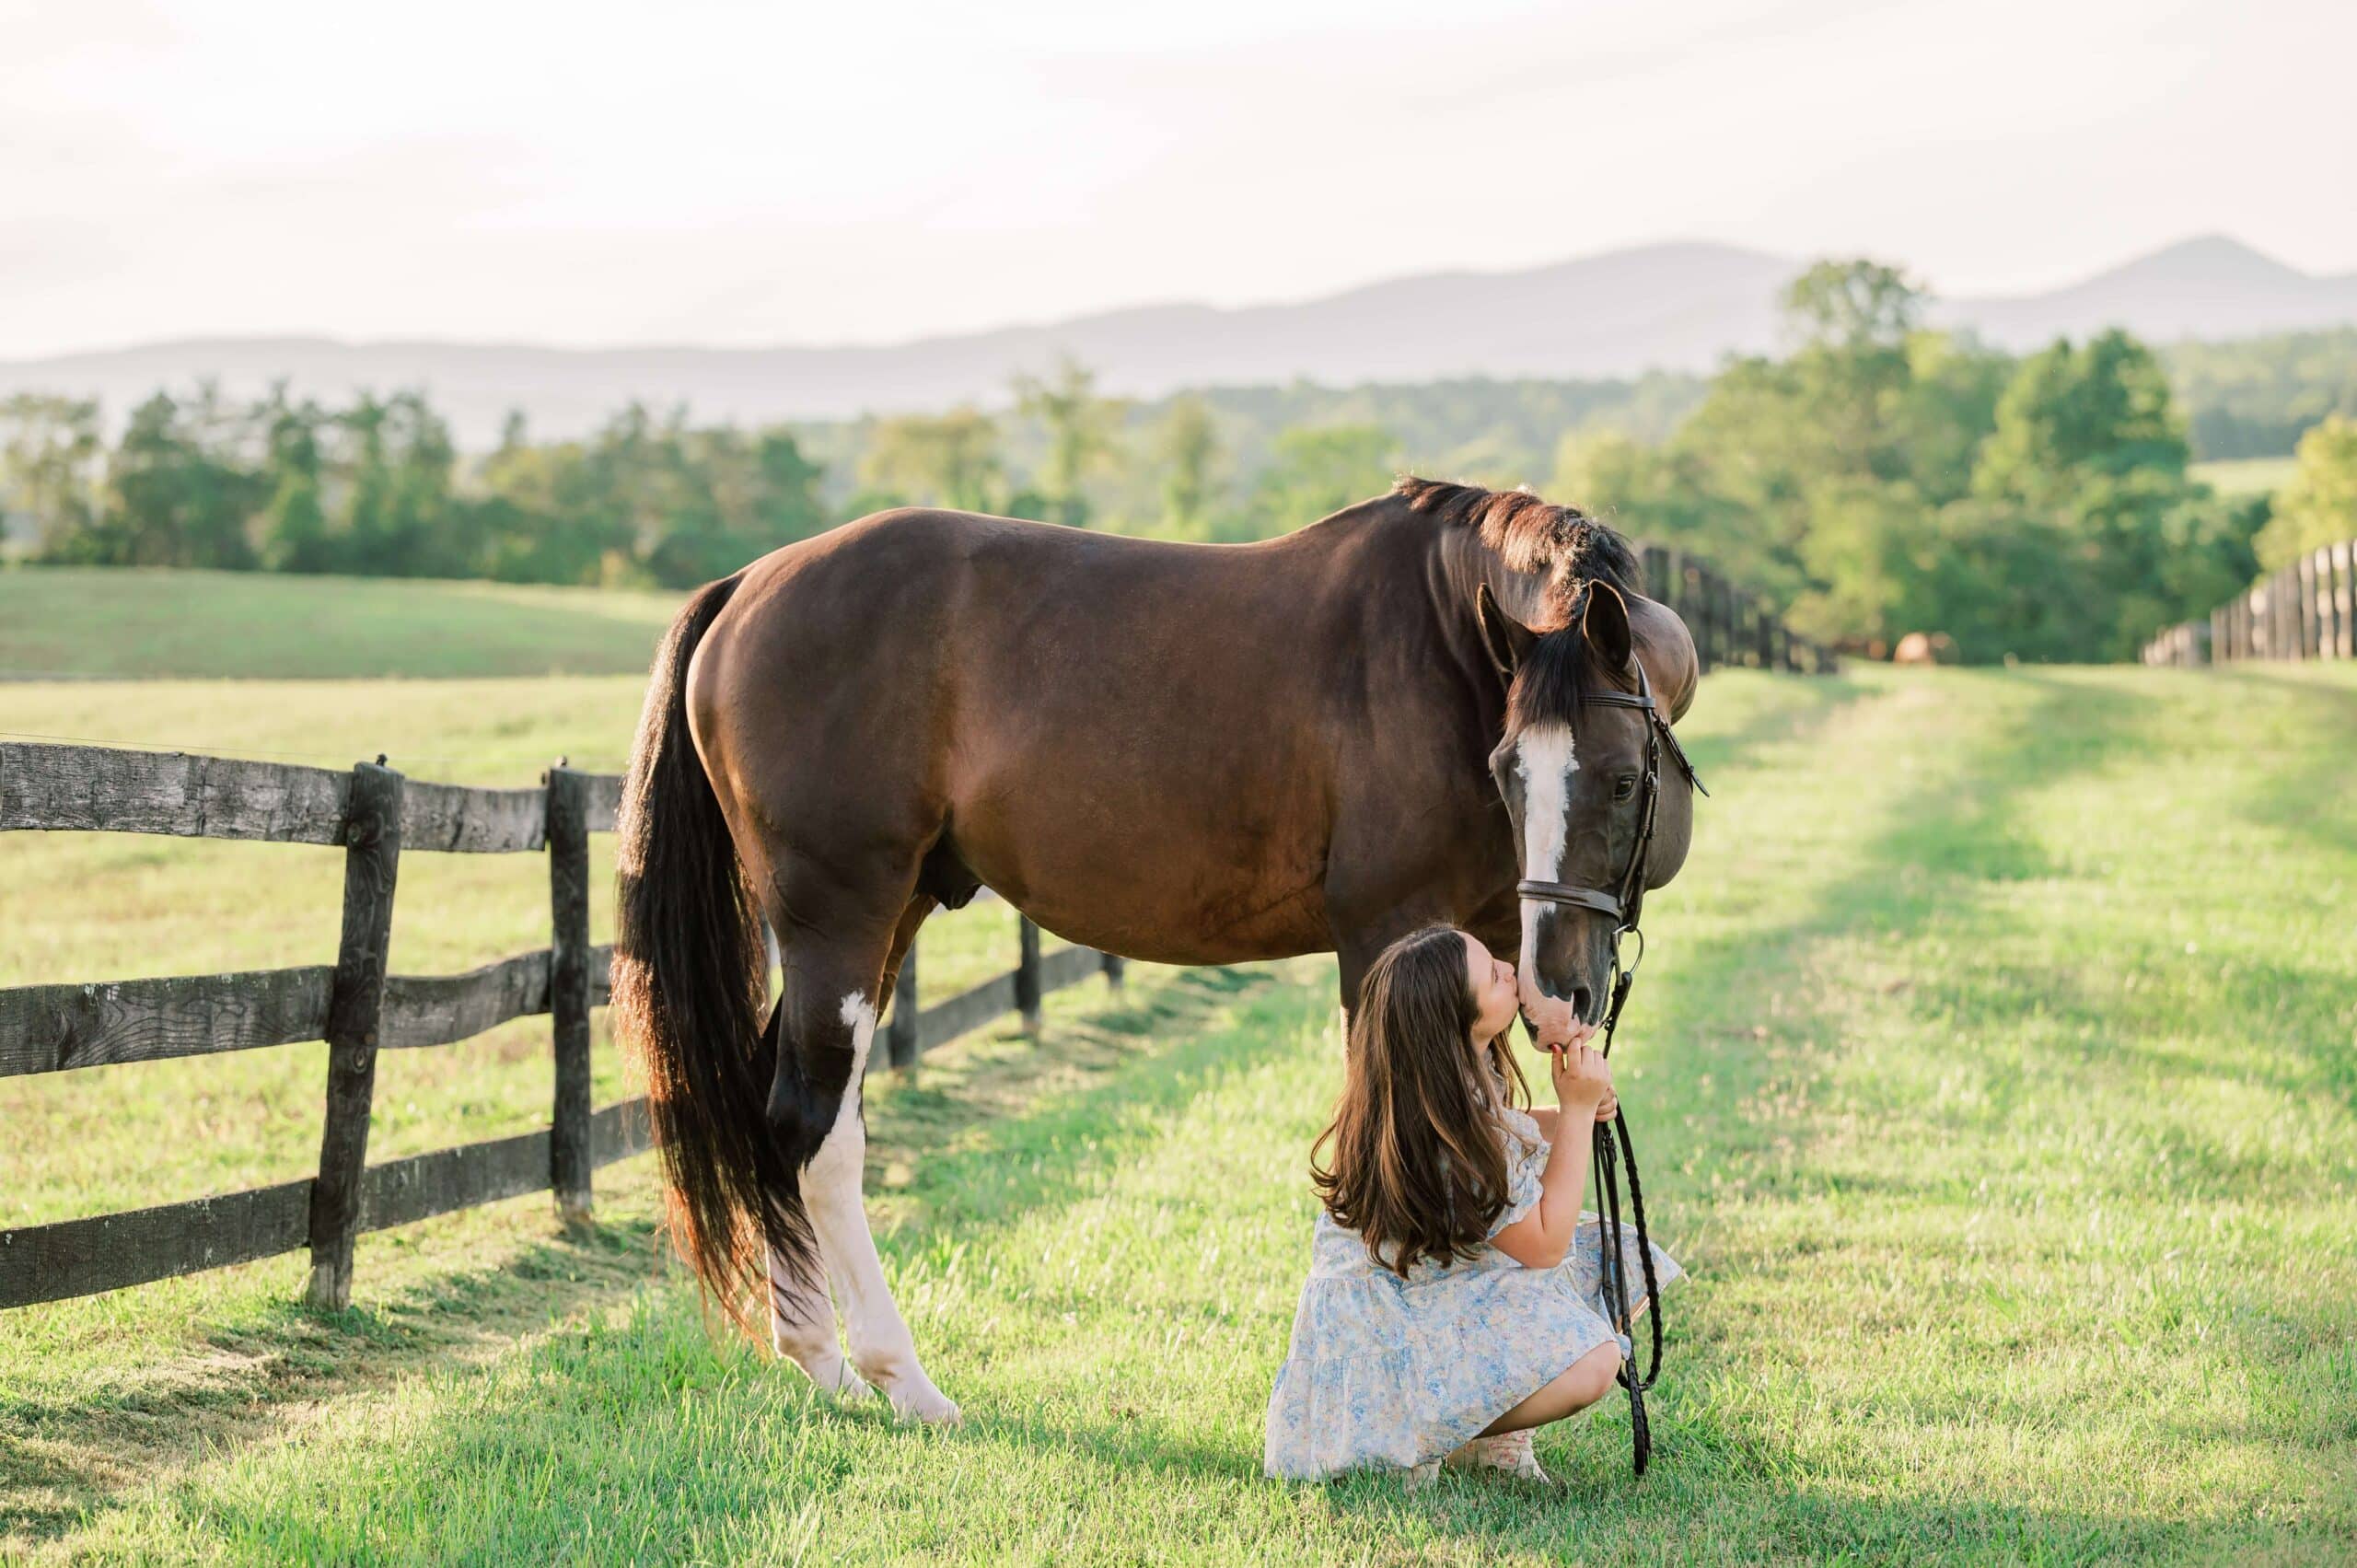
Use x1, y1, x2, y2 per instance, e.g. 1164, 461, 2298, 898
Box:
1514, 723, 1578, 992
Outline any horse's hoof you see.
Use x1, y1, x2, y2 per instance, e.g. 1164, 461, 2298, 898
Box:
886, 1379, 962, 1425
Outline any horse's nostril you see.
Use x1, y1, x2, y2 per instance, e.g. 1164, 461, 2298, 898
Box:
1572, 986, 1594, 1022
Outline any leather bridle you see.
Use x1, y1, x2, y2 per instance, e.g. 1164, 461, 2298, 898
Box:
1497, 655, 1705, 1478
1510, 658, 1706, 1033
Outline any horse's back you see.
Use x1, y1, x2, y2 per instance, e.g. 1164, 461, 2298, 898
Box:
689, 506, 1354, 954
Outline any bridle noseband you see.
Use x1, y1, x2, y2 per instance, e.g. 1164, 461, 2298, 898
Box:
1496, 656, 1705, 1478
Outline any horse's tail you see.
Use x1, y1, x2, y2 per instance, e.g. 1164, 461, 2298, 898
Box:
610, 570, 809, 1330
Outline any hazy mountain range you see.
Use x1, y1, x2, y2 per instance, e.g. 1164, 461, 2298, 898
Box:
6, 235, 2352, 447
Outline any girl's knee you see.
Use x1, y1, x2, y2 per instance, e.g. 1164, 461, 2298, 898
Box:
1568, 1339, 1621, 1408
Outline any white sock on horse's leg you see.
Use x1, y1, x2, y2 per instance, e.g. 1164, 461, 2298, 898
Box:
797, 993, 960, 1424
766, 1243, 871, 1401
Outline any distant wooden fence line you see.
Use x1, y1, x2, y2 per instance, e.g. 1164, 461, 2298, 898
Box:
0, 741, 1120, 1313
1639, 544, 1839, 675
2142, 539, 2357, 667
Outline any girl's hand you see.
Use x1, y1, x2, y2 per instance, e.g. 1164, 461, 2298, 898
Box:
1592, 1086, 1619, 1122
1547, 1043, 1612, 1113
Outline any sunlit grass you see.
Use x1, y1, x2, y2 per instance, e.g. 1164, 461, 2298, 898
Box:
2190, 456, 2300, 499
4, 662, 2353, 1563
0, 566, 680, 680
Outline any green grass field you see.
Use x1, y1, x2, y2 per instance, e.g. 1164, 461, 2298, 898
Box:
0, 566, 680, 679
3, 580, 2353, 1563
2192, 457, 2301, 500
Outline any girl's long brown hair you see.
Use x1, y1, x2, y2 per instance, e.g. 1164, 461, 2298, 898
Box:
1311, 924, 1533, 1278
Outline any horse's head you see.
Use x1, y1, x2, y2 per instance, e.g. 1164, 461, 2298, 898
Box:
1477, 575, 1701, 1030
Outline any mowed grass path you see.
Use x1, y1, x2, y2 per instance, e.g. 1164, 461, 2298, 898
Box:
0, 567, 679, 679
4, 663, 2353, 1563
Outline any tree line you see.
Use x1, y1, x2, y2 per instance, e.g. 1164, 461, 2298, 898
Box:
5, 262, 2352, 660
1555, 264, 2356, 661
0, 389, 829, 588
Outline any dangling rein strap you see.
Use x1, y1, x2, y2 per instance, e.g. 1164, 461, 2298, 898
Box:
1592, 1101, 1665, 1477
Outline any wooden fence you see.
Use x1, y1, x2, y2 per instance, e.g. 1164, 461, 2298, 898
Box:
0, 741, 1120, 1312
1639, 544, 1839, 674
2142, 538, 2357, 667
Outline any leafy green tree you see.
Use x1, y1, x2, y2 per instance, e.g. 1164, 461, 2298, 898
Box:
1782, 258, 1924, 353
106, 389, 263, 568
1975, 331, 2189, 505
861, 407, 1003, 513
751, 428, 827, 542
257, 386, 330, 572
1786, 479, 1932, 648
2253, 414, 2357, 567
1012, 356, 1123, 527
1893, 331, 2013, 505
1242, 425, 1394, 540
1155, 395, 1221, 538
2, 394, 104, 560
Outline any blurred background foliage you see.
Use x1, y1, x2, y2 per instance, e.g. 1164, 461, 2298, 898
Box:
6, 261, 2354, 664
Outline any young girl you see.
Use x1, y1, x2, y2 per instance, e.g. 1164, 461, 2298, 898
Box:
1264, 923, 1686, 1487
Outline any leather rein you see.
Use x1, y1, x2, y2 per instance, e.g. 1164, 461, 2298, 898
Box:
1504, 657, 1705, 1478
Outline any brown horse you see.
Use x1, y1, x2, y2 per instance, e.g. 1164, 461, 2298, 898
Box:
610, 476, 1700, 1422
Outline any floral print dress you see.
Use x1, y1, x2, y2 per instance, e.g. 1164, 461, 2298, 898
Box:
1263, 1101, 1686, 1481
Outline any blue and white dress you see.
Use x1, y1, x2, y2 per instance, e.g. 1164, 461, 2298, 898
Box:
1263, 1100, 1686, 1481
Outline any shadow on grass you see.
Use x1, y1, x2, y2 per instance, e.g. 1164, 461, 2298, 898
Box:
2212, 668, 2357, 865
1677, 669, 1875, 784
0, 962, 1288, 1553
0, 1211, 668, 1544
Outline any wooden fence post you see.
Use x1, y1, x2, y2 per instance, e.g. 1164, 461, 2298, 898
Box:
545, 764, 594, 1225
888, 941, 919, 1069
2328, 542, 2347, 655
1016, 916, 1043, 1028
2313, 547, 2337, 659
1700, 569, 1721, 671
2298, 553, 2318, 658
307, 759, 403, 1310
1682, 562, 1708, 671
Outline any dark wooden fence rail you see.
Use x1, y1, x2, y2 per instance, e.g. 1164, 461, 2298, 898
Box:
0, 740, 1119, 1312
1638, 544, 1838, 674
2142, 537, 2357, 667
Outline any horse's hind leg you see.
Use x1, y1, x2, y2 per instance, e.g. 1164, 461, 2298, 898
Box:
768, 1243, 869, 1399
762, 880, 959, 1424
764, 897, 930, 1403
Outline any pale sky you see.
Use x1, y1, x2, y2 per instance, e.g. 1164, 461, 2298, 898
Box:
6, 0, 2352, 358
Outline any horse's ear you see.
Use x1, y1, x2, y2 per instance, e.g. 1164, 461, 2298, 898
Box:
1477, 583, 1538, 687
1583, 581, 1635, 674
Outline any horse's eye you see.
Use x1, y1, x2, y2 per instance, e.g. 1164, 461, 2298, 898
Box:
1614, 775, 1638, 801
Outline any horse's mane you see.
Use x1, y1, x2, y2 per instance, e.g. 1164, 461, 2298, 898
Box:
1393, 475, 1646, 726
1393, 476, 1645, 626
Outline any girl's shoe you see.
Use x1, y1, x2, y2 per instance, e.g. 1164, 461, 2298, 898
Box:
1444, 1429, 1557, 1485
